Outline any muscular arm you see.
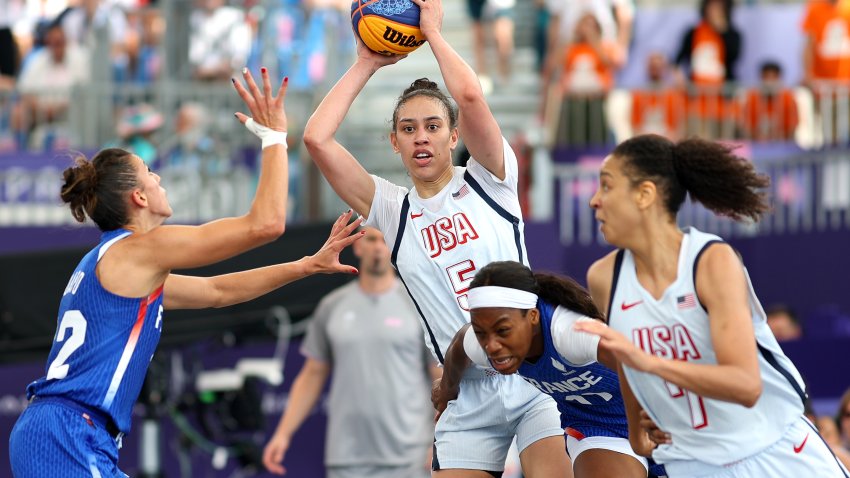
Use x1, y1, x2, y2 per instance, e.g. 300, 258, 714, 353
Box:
618, 363, 656, 457
161, 212, 362, 310
432, 324, 472, 415
578, 244, 763, 407
302, 57, 383, 217
413, 0, 505, 179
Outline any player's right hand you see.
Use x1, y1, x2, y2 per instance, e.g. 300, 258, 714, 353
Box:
355, 38, 407, 68
431, 378, 457, 422
232, 66, 288, 133
262, 433, 291, 475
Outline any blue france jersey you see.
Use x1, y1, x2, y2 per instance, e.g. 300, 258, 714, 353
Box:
26, 229, 164, 433
517, 300, 628, 439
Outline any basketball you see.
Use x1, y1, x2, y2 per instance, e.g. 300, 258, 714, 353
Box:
351, 0, 425, 56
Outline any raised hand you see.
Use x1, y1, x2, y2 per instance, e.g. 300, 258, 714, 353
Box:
232, 67, 288, 132
355, 37, 408, 67
411, 0, 443, 39
305, 210, 364, 275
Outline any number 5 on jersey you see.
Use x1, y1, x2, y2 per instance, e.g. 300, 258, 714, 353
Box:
446, 260, 477, 311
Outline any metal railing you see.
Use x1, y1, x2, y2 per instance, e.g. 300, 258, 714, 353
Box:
556, 149, 850, 246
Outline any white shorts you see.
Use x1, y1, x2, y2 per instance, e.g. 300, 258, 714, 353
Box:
433, 371, 563, 472
663, 416, 850, 478
566, 434, 649, 471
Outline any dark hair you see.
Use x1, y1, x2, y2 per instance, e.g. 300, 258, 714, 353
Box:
392, 78, 457, 131
760, 60, 782, 76
700, 0, 733, 23
612, 134, 770, 222
469, 261, 603, 321
60, 148, 139, 231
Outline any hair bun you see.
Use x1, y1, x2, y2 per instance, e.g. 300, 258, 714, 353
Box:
404, 78, 439, 96
60, 156, 98, 223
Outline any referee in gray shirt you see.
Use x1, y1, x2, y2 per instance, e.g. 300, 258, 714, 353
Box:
263, 227, 441, 478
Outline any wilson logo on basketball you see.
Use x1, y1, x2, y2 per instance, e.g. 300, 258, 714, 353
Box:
420, 213, 479, 258
382, 26, 426, 48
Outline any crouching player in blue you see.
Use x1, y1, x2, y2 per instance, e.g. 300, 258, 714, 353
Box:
433, 260, 666, 478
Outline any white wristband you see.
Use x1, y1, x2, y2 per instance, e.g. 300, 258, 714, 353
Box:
245, 117, 287, 150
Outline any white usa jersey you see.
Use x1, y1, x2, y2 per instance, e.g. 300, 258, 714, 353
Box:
608, 227, 806, 466
364, 138, 528, 363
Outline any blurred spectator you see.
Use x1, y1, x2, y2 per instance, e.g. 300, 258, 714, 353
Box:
740, 61, 799, 142
0, 1, 23, 90
801, 0, 850, 87
161, 102, 219, 173
674, 0, 741, 139
674, 0, 741, 85
629, 52, 687, 140
60, 0, 131, 81
107, 103, 163, 164
801, 0, 850, 146
11, 22, 89, 150
124, 7, 163, 84
549, 12, 615, 147
766, 304, 803, 342
189, 0, 252, 81
840, 388, 850, 450
466, 0, 515, 93
817, 415, 850, 470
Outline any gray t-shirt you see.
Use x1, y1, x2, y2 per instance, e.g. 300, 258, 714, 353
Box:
302, 279, 435, 467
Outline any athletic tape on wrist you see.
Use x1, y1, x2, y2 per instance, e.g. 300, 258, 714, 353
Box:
245, 117, 287, 149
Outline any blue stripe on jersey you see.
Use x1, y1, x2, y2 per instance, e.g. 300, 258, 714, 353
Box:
517, 300, 629, 438
691, 236, 724, 312
757, 343, 807, 406
392, 194, 445, 363
803, 416, 850, 478
462, 171, 523, 264
606, 249, 626, 321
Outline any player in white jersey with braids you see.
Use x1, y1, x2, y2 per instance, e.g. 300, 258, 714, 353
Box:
576, 133, 850, 478
301, 0, 570, 475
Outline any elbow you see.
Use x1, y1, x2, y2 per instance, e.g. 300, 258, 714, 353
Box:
250, 220, 286, 244
302, 121, 329, 156
457, 83, 486, 108
738, 379, 763, 408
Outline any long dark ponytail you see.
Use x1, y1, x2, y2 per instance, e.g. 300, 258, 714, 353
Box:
612, 134, 770, 222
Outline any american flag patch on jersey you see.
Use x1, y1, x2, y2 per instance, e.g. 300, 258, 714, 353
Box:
677, 293, 696, 309
452, 184, 470, 199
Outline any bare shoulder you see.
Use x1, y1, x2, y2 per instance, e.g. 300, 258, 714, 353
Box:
587, 250, 619, 319
587, 250, 619, 293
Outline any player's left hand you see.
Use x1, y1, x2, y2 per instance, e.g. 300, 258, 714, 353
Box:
431, 377, 457, 422
640, 409, 672, 446
304, 210, 364, 275
573, 320, 657, 372
411, 0, 443, 39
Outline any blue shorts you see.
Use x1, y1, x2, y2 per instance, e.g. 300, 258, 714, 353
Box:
9, 398, 127, 478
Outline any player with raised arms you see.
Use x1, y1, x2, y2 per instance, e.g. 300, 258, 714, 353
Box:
298, 0, 570, 475
9, 68, 363, 477
576, 134, 850, 477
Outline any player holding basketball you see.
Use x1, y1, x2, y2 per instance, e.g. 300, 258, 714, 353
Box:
8, 69, 364, 477
575, 134, 850, 477
300, 0, 571, 475
434, 260, 665, 478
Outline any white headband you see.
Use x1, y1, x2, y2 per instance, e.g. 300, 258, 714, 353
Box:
467, 286, 538, 310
